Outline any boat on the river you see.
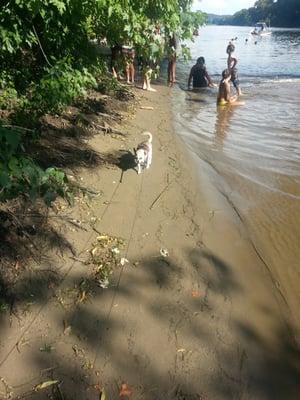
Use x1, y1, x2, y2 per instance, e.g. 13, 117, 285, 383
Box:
251, 22, 271, 36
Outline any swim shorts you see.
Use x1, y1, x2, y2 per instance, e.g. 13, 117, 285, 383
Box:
231, 68, 240, 89
217, 99, 228, 106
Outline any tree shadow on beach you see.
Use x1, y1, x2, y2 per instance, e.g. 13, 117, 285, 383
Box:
1, 246, 300, 400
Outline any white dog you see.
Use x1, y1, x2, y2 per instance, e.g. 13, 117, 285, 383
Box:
134, 132, 153, 174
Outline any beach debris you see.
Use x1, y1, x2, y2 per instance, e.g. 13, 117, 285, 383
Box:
177, 348, 186, 353
120, 257, 129, 266
63, 320, 72, 335
160, 248, 169, 257
77, 278, 92, 303
119, 382, 132, 397
16, 337, 30, 353
89, 233, 125, 288
34, 380, 59, 391
191, 290, 201, 298
72, 345, 85, 358
99, 387, 106, 400
0, 376, 13, 399
140, 106, 154, 110
98, 277, 109, 289
39, 343, 54, 353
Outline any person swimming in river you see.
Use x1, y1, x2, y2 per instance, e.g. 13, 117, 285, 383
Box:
187, 57, 215, 89
217, 69, 238, 106
226, 42, 242, 96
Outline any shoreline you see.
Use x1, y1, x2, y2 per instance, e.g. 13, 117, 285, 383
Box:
0, 83, 299, 399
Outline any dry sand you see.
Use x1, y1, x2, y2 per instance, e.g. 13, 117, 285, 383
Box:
0, 84, 299, 399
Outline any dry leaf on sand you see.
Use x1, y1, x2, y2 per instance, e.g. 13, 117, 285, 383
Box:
119, 382, 132, 397
35, 380, 58, 391
191, 290, 201, 298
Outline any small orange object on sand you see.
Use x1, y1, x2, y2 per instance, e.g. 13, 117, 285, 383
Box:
119, 383, 132, 397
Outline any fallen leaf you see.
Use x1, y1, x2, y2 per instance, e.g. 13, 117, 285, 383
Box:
79, 290, 87, 303
63, 320, 72, 335
120, 258, 129, 266
160, 248, 169, 257
15, 260, 21, 270
192, 290, 201, 298
98, 388, 106, 400
119, 383, 132, 397
91, 247, 98, 256
177, 348, 186, 353
97, 235, 109, 241
35, 380, 58, 391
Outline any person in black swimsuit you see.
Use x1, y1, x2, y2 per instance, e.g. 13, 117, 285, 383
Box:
188, 57, 214, 89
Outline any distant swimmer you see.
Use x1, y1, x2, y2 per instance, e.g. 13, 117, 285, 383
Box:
245, 38, 248, 43
217, 69, 244, 106
188, 57, 215, 89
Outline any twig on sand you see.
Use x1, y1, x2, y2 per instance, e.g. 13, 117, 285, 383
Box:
1, 125, 35, 132
149, 181, 173, 210
66, 218, 88, 231
97, 111, 119, 120
91, 121, 126, 136
69, 256, 86, 264
140, 106, 154, 110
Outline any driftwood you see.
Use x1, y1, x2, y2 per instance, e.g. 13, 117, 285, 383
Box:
96, 111, 119, 120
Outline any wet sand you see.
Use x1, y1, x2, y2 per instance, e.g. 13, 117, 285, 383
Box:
0, 84, 299, 399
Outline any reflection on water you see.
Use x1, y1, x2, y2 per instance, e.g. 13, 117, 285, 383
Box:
214, 106, 235, 146
172, 26, 300, 334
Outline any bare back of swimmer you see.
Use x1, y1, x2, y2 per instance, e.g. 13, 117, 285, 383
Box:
217, 69, 238, 105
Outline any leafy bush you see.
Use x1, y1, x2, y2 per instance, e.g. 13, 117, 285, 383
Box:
0, 87, 21, 110
0, 71, 24, 110
29, 60, 97, 114
0, 126, 73, 205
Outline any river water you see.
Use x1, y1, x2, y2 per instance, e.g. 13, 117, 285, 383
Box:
172, 25, 300, 331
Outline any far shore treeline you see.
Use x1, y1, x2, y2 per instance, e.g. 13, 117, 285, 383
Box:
0, 0, 204, 205
206, 0, 300, 28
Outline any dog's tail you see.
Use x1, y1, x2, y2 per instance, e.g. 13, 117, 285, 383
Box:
142, 131, 152, 143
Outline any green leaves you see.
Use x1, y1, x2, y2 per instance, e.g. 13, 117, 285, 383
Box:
29, 60, 97, 114
0, 126, 72, 204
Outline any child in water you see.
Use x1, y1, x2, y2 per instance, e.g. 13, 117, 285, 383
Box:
226, 42, 242, 96
217, 69, 237, 106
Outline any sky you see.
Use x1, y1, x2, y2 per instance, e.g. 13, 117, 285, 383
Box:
192, 0, 256, 15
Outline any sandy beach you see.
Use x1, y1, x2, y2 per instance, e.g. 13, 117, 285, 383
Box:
0, 84, 299, 399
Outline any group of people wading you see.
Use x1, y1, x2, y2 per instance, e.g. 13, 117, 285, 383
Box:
110, 36, 243, 105
188, 41, 243, 106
